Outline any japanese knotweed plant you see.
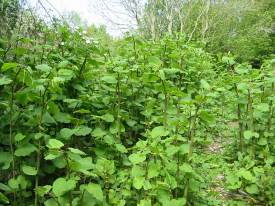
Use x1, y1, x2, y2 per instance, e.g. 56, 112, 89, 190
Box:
224, 58, 275, 205
1, 22, 274, 206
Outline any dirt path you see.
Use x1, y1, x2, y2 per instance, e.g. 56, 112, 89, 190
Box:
202, 122, 251, 206
206, 136, 230, 205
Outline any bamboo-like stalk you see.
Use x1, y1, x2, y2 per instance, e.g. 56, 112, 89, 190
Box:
161, 80, 168, 128
234, 83, 244, 153
9, 83, 16, 202
267, 82, 274, 132
9, 68, 22, 203
34, 81, 50, 206
175, 97, 181, 198
175, 72, 183, 198
247, 88, 255, 158
184, 104, 199, 200
116, 73, 121, 143
34, 140, 41, 206
9, 84, 15, 178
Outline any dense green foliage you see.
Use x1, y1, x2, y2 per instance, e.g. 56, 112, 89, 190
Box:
0, 0, 20, 36
140, 0, 274, 63
0, 1, 274, 206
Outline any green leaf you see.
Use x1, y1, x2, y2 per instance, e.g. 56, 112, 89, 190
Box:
36, 185, 51, 197
52, 178, 76, 197
8, 178, 19, 190
255, 103, 269, 112
44, 198, 58, 206
126, 119, 136, 127
222, 56, 235, 65
44, 150, 62, 160
74, 126, 92, 136
101, 75, 117, 84
71, 157, 93, 171
143, 180, 152, 190
22, 165, 37, 176
253, 167, 264, 174
115, 144, 128, 153
92, 127, 107, 137
52, 76, 65, 84
164, 173, 177, 189
95, 158, 115, 175
101, 113, 114, 122
47, 139, 64, 149
165, 198, 186, 206
138, 199, 151, 206
0, 152, 13, 169
0, 183, 11, 192
158, 69, 165, 80
68, 147, 86, 155
103, 135, 115, 145
226, 174, 241, 189
131, 165, 145, 177
200, 79, 210, 90
200, 110, 215, 123
85, 183, 103, 202
157, 190, 170, 205
42, 112, 56, 124
148, 56, 162, 67
0, 76, 12, 85
245, 184, 259, 194
238, 170, 255, 182
180, 163, 193, 173
0, 192, 9, 204
74, 109, 91, 114
150, 126, 169, 138
1, 62, 18, 71
235, 65, 249, 74
258, 138, 267, 146
14, 133, 26, 142
133, 176, 145, 190
237, 83, 248, 91
15, 143, 37, 157
36, 64, 52, 73
165, 145, 179, 156
179, 144, 189, 155
244, 130, 259, 140
34, 133, 44, 140
57, 69, 74, 81
54, 112, 71, 123
60, 128, 75, 140
53, 156, 67, 169
148, 162, 160, 178
129, 153, 146, 165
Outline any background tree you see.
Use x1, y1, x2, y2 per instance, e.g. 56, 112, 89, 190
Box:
138, 0, 274, 63
0, 0, 20, 37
